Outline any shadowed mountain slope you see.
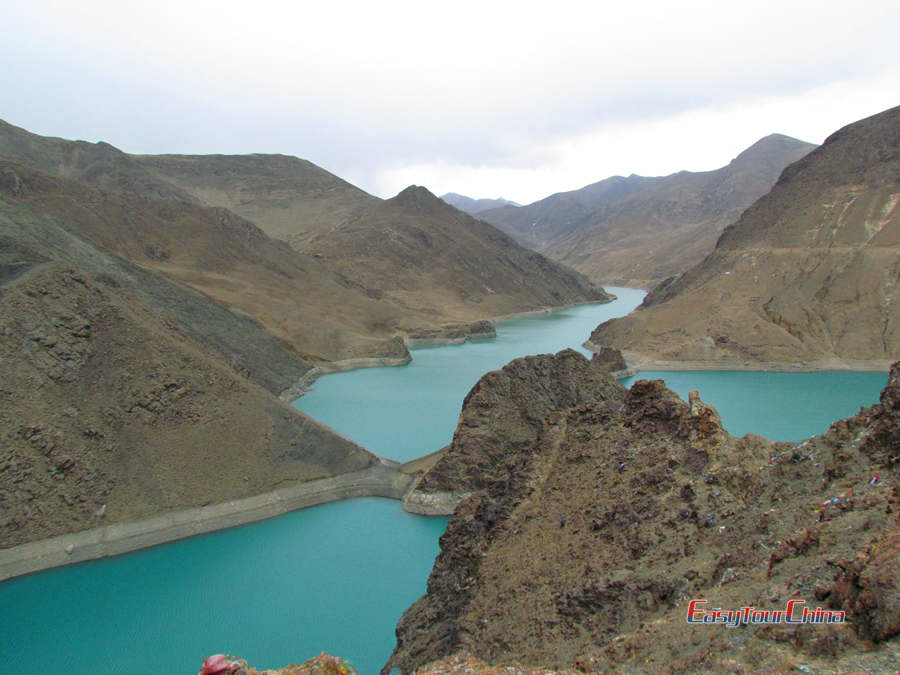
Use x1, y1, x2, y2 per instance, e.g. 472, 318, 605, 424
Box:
480, 134, 816, 287
0, 255, 376, 549
0, 158, 409, 364
589, 105, 900, 369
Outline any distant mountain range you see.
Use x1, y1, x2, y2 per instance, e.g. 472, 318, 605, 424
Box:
440, 193, 519, 215
476, 134, 817, 287
589, 105, 900, 368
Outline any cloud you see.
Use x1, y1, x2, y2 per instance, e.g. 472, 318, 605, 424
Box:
1, 0, 898, 203
375, 69, 900, 204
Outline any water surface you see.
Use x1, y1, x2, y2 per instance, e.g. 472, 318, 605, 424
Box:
621, 370, 887, 442
0, 499, 446, 675
295, 288, 646, 461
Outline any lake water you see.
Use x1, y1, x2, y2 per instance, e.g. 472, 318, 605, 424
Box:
0, 287, 888, 674
294, 289, 648, 461
621, 370, 887, 442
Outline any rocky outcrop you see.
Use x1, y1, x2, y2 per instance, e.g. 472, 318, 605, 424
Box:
414, 654, 578, 674
386, 357, 900, 674
402, 350, 625, 515
581, 344, 638, 379
590, 105, 900, 369
198, 652, 356, 674
196, 652, 576, 675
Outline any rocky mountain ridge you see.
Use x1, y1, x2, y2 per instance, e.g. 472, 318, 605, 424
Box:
479, 134, 816, 287
403, 349, 624, 515
386, 350, 900, 673
589, 105, 899, 369
298, 186, 613, 321
0, 119, 611, 352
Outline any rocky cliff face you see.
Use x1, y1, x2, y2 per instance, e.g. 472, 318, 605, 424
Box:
0, 264, 376, 548
386, 355, 900, 673
403, 350, 625, 515
590, 105, 900, 369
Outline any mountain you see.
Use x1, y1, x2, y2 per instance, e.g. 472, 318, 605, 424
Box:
440, 192, 519, 215
403, 349, 624, 515
589, 105, 900, 369
0, 217, 377, 548
479, 134, 816, 287
0, 120, 610, 351
135, 152, 377, 249
386, 351, 900, 673
0, 118, 610, 549
0, 155, 411, 364
297, 185, 613, 321
126, 140, 610, 324
126, 147, 605, 321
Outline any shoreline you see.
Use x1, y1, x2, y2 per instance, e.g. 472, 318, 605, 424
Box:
404, 331, 496, 347
582, 344, 892, 373
0, 460, 415, 583
280, 294, 623, 401
278, 355, 412, 401
486, 294, 619, 323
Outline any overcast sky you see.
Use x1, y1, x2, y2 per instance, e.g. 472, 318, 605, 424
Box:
3, 1, 898, 204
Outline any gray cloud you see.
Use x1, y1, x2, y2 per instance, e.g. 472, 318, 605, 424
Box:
2, 1, 898, 201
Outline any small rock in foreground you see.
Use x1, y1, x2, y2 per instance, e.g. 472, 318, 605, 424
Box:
199, 652, 355, 675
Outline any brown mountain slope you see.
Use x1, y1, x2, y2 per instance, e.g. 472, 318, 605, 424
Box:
1, 119, 610, 337
0, 165, 320, 394
0, 261, 376, 549
0, 119, 196, 202
298, 186, 613, 321
480, 134, 816, 287
589, 105, 900, 369
136, 156, 610, 321
0, 159, 410, 364
135, 152, 378, 247
385, 352, 900, 674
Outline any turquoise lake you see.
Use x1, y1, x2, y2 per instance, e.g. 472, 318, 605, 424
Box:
295, 288, 647, 461
0, 287, 889, 674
